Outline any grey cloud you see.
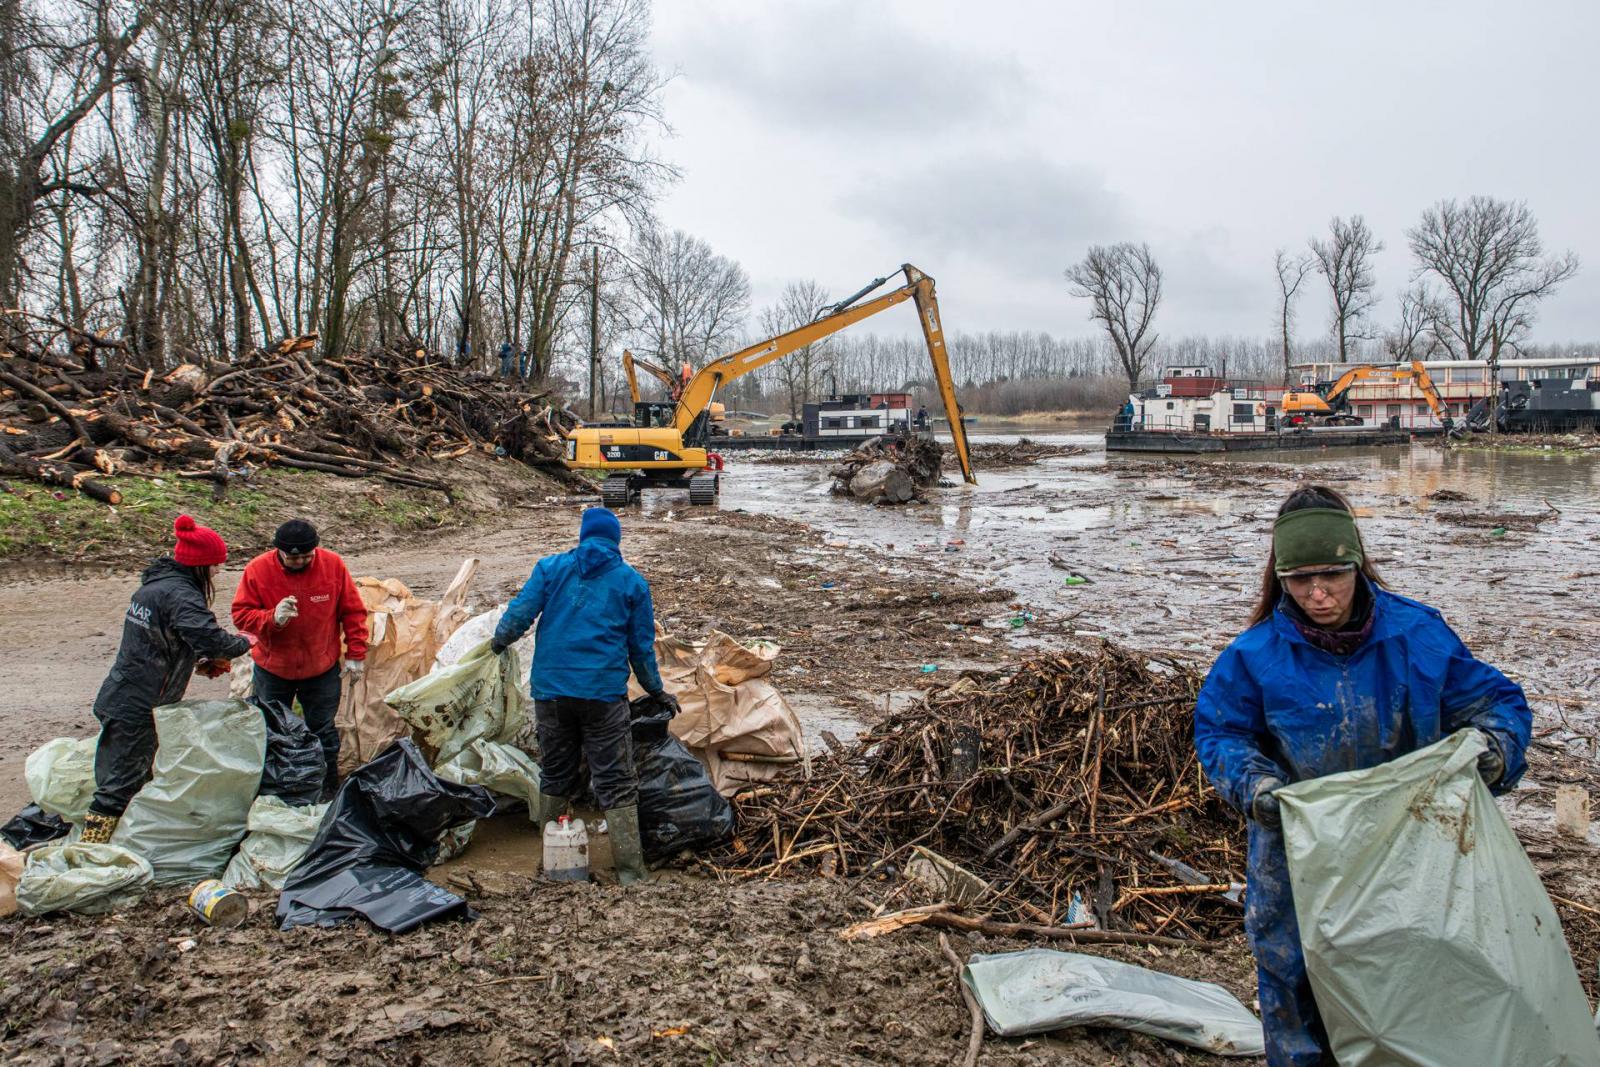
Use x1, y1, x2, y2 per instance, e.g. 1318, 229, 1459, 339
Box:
837, 153, 1130, 277
662, 3, 1029, 133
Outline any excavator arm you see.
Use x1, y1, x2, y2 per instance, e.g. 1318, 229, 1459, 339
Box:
622, 350, 681, 405
672, 264, 976, 483
622, 350, 641, 406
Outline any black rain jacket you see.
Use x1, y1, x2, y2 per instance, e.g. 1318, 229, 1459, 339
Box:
91, 557, 251, 722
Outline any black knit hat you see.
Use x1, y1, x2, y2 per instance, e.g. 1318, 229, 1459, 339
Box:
273, 518, 319, 554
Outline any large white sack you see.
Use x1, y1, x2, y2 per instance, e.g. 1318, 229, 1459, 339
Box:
221, 797, 329, 891
17, 843, 153, 916
1279, 731, 1600, 1067
25, 735, 98, 822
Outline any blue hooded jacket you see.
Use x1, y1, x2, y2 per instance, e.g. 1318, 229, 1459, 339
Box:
1194, 582, 1531, 1067
493, 536, 664, 702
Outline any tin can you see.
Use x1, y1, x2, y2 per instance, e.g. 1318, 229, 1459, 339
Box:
188, 879, 249, 928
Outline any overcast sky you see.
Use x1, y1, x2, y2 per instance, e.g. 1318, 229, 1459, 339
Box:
644, 0, 1597, 347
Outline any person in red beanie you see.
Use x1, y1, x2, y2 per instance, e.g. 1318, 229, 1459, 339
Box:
232, 519, 368, 797
81, 515, 254, 843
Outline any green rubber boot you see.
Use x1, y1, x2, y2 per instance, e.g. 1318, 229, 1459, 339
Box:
606, 805, 647, 886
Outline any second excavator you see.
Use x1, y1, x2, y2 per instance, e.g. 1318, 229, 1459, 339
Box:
566, 264, 977, 508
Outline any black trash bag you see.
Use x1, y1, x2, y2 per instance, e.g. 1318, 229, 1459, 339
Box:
629, 695, 734, 861
252, 697, 327, 807
276, 739, 494, 933
1, 803, 70, 850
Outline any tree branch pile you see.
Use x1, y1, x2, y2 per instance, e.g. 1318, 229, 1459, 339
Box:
0, 333, 587, 503
829, 435, 944, 503
710, 643, 1247, 941
961, 437, 1089, 469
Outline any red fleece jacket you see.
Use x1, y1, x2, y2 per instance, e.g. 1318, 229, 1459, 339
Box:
232, 548, 369, 680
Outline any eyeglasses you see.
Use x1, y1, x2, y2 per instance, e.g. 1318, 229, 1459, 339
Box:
1280, 566, 1356, 594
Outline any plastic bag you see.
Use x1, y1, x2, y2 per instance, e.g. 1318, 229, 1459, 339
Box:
437, 739, 543, 817
221, 797, 329, 891
435, 604, 536, 706
386, 640, 525, 765
253, 697, 327, 806
1279, 731, 1600, 1067
111, 699, 267, 886
16, 842, 154, 917
961, 948, 1265, 1056
24, 735, 98, 822
631, 696, 733, 860
277, 739, 494, 933
1, 803, 70, 850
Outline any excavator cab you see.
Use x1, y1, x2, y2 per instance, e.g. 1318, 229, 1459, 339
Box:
634, 401, 676, 429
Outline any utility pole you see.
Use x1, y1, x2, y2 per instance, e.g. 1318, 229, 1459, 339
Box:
589, 246, 600, 419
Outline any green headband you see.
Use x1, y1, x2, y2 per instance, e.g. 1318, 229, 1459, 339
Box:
1273, 508, 1363, 574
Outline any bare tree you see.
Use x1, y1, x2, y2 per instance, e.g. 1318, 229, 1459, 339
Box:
1273, 248, 1313, 385
759, 279, 833, 418
625, 226, 749, 372
1064, 242, 1162, 390
1383, 284, 1440, 362
1309, 215, 1382, 363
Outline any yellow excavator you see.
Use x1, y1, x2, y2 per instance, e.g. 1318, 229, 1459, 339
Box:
621, 350, 726, 432
1282, 361, 1452, 430
567, 264, 976, 507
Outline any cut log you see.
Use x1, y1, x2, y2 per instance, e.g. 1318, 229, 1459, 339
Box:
0, 441, 121, 504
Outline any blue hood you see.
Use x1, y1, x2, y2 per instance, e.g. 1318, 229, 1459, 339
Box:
577, 537, 623, 578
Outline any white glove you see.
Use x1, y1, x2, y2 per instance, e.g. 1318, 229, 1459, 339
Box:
341, 658, 365, 678
273, 596, 298, 626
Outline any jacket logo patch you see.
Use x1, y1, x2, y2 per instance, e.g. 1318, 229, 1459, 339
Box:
308, 594, 331, 603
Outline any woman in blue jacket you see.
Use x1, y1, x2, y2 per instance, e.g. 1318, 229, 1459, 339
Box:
1194, 485, 1531, 1067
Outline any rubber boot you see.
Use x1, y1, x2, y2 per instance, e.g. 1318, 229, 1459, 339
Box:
606, 805, 647, 886
535, 793, 569, 828
80, 812, 118, 844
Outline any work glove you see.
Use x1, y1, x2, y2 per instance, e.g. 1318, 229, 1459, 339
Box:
490, 639, 509, 656
1251, 777, 1285, 829
273, 596, 299, 626
1475, 729, 1506, 787
650, 690, 681, 718
341, 658, 365, 679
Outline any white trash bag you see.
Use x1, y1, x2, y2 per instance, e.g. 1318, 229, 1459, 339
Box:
17, 842, 154, 916
1279, 730, 1600, 1067
25, 735, 99, 823
221, 797, 329, 891
387, 640, 525, 765
437, 739, 543, 817
961, 948, 1265, 1056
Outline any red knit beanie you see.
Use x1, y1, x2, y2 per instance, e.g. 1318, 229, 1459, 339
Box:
172, 514, 228, 566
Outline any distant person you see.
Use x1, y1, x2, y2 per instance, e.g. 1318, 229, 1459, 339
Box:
915, 406, 928, 429
1117, 400, 1135, 430
1194, 485, 1531, 1066
491, 508, 678, 886
81, 516, 253, 843
498, 340, 515, 377
516, 341, 530, 380
232, 519, 369, 799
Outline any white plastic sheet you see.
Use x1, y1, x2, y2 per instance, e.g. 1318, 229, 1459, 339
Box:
961, 948, 1265, 1056
1279, 731, 1600, 1067
111, 699, 267, 886
16, 842, 153, 916
25, 735, 99, 823
436, 739, 542, 816
221, 797, 329, 891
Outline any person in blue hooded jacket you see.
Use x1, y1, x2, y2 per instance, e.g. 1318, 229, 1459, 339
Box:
1194, 485, 1531, 1067
491, 507, 676, 884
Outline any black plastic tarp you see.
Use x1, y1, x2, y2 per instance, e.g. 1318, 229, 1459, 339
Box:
1, 803, 70, 850
252, 697, 326, 807
276, 739, 494, 933
630, 696, 734, 861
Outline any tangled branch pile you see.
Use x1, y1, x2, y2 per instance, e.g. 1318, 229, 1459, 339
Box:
714, 644, 1247, 941
829, 435, 943, 503
962, 437, 1090, 469
0, 334, 583, 503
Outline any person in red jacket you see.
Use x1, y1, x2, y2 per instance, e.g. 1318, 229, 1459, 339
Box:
232, 519, 368, 797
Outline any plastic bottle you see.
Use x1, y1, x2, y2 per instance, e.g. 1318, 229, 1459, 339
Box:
542, 815, 590, 882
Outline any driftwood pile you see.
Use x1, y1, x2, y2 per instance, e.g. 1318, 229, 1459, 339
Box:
962, 437, 1089, 469
829, 435, 944, 504
712, 643, 1247, 942
0, 333, 582, 504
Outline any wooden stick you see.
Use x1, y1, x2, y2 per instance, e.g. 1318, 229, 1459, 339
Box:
0, 367, 90, 445
924, 911, 1204, 949
938, 933, 984, 1067
1112, 884, 1236, 911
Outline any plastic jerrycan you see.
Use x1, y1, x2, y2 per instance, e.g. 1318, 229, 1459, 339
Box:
542, 815, 590, 881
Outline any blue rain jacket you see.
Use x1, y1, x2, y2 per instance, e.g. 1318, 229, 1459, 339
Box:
1194, 584, 1531, 1067
494, 537, 664, 702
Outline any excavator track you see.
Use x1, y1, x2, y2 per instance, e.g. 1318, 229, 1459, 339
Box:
688, 472, 719, 506
600, 475, 634, 509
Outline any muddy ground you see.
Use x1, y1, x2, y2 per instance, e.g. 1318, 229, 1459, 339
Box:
3, 435, 1599, 1063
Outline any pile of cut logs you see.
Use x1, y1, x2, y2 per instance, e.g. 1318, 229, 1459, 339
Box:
0, 334, 582, 503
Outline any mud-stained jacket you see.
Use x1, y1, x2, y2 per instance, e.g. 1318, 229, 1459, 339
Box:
494, 536, 664, 702
92, 558, 252, 722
